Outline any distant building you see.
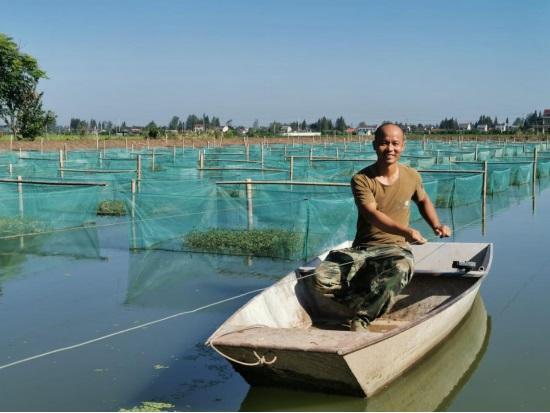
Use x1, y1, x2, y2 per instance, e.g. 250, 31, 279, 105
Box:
458, 123, 472, 131
476, 124, 488, 133
543, 109, 550, 133
345, 127, 356, 134
236, 127, 249, 135
357, 125, 377, 136
494, 123, 507, 132
282, 131, 321, 137
193, 123, 205, 133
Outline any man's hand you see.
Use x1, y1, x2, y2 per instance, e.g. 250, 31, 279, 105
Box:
433, 224, 452, 238
405, 228, 427, 244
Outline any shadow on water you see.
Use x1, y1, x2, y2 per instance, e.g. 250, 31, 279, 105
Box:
239, 295, 490, 412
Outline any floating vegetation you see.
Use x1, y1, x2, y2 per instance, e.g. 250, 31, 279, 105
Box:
119, 401, 174, 412
0, 217, 49, 237
97, 200, 127, 216
184, 228, 303, 257
153, 364, 169, 370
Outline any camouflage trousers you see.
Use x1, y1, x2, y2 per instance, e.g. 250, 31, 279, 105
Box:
312, 244, 414, 328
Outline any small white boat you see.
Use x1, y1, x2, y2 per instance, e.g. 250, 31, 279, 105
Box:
206, 241, 493, 397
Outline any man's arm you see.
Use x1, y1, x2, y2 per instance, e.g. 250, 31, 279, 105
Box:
359, 201, 427, 244
415, 195, 452, 237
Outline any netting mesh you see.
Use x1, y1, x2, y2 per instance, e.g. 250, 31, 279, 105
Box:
1, 138, 549, 260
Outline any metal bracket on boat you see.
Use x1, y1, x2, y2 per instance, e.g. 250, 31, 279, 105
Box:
209, 341, 277, 367
452, 260, 478, 272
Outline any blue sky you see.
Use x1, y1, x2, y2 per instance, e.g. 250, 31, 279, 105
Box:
2, 0, 549, 126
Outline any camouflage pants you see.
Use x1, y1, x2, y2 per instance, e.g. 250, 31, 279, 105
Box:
312, 245, 414, 327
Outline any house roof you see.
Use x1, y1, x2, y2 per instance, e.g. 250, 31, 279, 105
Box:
543, 109, 550, 117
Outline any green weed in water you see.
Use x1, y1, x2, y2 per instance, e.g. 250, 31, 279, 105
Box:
184, 228, 303, 257
97, 200, 127, 216
0, 217, 49, 237
119, 401, 174, 412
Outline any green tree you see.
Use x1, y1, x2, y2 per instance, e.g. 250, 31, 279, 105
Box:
145, 121, 159, 138
0, 33, 53, 140
168, 115, 180, 130
335, 116, 347, 132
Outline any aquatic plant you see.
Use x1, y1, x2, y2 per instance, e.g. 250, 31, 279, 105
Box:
0, 217, 49, 237
183, 228, 303, 257
97, 200, 127, 216
119, 401, 174, 412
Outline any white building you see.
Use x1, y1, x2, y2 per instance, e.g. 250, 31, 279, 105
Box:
476, 124, 488, 133
494, 123, 507, 132
281, 131, 321, 137
458, 123, 472, 131
357, 125, 378, 136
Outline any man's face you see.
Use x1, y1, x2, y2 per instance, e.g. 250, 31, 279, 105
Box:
372, 125, 405, 165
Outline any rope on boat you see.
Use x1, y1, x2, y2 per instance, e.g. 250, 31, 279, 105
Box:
208, 325, 278, 367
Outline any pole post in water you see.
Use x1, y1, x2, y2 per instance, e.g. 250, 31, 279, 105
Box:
8, 163, 13, 176
289, 156, 294, 181
246, 144, 250, 161
533, 147, 538, 194
246, 178, 253, 230
136, 154, 142, 182
17, 175, 24, 219
199, 151, 205, 169
151, 148, 156, 171
336, 147, 339, 160
260, 143, 264, 168
475, 144, 479, 161
131, 179, 137, 250
125, 137, 128, 152
173, 145, 176, 164
59, 149, 64, 179
10, 135, 13, 152
309, 146, 313, 161
96, 134, 99, 152
40, 138, 44, 153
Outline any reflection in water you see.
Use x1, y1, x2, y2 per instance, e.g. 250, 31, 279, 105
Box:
240, 295, 490, 412
0, 225, 101, 287
125, 249, 299, 308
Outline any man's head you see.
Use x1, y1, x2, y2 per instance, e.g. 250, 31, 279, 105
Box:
372, 123, 405, 166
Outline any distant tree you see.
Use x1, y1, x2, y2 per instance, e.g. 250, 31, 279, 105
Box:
268, 121, 282, 134
290, 121, 299, 131
168, 115, 180, 130
335, 116, 347, 132
252, 119, 259, 129
357, 121, 368, 128
439, 117, 459, 130
0, 33, 55, 140
475, 115, 493, 128
177, 120, 184, 131
90, 119, 98, 131
185, 114, 200, 130
211, 116, 221, 128
300, 120, 307, 130
145, 121, 159, 138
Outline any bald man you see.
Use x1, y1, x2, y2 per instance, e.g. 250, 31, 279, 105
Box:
313, 123, 451, 331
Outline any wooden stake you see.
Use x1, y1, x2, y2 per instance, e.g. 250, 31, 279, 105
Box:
18, 175, 24, 218
246, 178, 253, 230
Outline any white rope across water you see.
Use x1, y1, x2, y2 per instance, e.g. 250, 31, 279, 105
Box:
0, 286, 267, 371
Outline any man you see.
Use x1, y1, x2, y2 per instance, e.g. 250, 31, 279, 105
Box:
313, 123, 451, 330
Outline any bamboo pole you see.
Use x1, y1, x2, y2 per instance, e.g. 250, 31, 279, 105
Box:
8, 163, 13, 176
136, 155, 142, 181
173, 145, 176, 164
131, 178, 137, 250
246, 178, 253, 230
17, 175, 24, 218
10, 135, 13, 152
40, 138, 44, 153
533, 147, 538, 194
151, 148, 156, 171
289, 156, 294, 181
59, 149, 64, 178
96, 134, 99, 151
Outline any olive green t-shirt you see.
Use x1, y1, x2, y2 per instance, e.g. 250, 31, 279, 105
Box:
351, 163, 426, 247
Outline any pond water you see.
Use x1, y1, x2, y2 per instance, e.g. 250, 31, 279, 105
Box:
1, 181, 550, 411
